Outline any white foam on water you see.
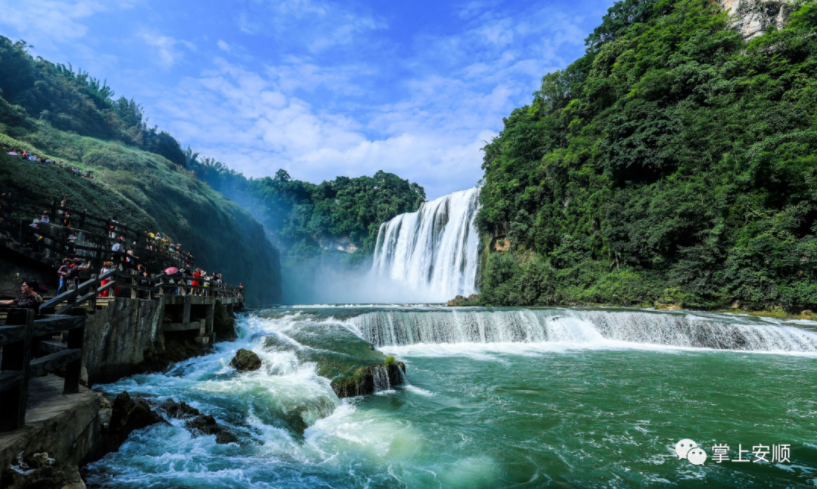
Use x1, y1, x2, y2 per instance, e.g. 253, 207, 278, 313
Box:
404, 385, 436, 396
347, 308, 817, 355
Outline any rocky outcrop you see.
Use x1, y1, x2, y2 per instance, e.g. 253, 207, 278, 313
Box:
158, 398, 200, 419
447, 294, 480, 306
82, 391, 168, 468
317, 235, 358, 253
2, 452, 87, 489
213, 302, 238, 341
230, 348, 262, 371
721, 0, 794, 39
136, 335, 211, 377
107, 392, 168, 449
184, 415, 239, 444
330, 360, 406, 398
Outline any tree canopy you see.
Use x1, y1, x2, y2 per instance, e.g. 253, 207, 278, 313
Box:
0, 37, 186, 166
477, 0, 817, 309
190, 160, 426, 260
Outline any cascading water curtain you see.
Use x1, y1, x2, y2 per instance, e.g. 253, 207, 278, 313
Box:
372, 187, 481, 300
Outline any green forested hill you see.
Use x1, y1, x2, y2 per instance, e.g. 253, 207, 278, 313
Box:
0, 36, 281, 305
190, 161, 426, 263
477, 0, 817, 310
0, 129, 281, 306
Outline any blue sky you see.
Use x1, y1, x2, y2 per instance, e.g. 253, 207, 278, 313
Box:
0, 0, 614, 199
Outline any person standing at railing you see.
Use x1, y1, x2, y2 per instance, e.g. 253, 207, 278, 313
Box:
136, 264, 150, 299
66, 258, 91, 291
112, 236, 125, 270
108, 216, 118, 239
98, 261, 114, 297
57, 258, 71, 294
0, 280, 43, 310
193, 268, 202, 296
62, 207, 71, 228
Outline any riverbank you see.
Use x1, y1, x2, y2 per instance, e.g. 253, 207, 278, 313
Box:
446, 294, 817, 322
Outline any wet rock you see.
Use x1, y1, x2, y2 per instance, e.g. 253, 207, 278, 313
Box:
230, 348, 262, 371
110, 392, 167, 437
1, 453, 83, 489
214, 302, 238, 341
331, 361, 407, 398
185, 414, 220, 435
216, 431, 239, 444
158, 398, 201, 419
184, 415, 239, 444
446, 294, 480, 306
85, 391, 169, 464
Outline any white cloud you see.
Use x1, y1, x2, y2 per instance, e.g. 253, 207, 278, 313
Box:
7, 0, 598, 200
0, 0, 103, 42
234, 0, 386, 53
139, 31, 195, 67
138, 1, 592, 199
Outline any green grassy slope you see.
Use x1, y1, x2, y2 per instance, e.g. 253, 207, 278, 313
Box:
0, 122, 281, 306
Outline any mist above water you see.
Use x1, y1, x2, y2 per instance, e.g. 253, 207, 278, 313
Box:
281, 187, 481, 304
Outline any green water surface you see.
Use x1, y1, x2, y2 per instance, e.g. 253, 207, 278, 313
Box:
85, 310, 817, 489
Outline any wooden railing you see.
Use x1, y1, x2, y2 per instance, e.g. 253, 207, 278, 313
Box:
0, 195, 194, 270
36, 270, 243, 314
0, 308, 86, 432
2, 195, 167, 246
0, 270, 242, 431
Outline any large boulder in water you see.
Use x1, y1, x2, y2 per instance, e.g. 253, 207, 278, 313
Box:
330, 360, 407, 398
110, 391, 167, 437
230, 348, 262, 371
85, 391, 169, 463
158, 398, 200, 419
185, 414, 239, 444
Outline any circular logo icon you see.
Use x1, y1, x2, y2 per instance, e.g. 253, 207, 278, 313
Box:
687, 447, 707, 466
675, 439, 698, 459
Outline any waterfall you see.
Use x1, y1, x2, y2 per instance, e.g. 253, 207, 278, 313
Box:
372, 187, 481, 300
346, 308, 817, 353
372, 365, 392, 391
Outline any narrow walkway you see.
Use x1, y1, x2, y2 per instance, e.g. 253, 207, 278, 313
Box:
0, 375, 102, 468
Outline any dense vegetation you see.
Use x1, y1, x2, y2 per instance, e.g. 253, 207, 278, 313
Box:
477, 0, 817, 310
0, 127, 281, 305
190, 159, 426, 262
0, 36, 186, 167
0, 67, 282, 306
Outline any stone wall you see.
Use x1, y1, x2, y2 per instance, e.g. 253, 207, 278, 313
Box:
83, 297, 165, 385
0, 376, 106, 489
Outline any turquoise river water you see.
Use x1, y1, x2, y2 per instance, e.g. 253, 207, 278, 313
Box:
85, 306, 817, 488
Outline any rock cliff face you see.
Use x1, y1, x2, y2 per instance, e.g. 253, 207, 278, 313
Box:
721, 0, 794, 39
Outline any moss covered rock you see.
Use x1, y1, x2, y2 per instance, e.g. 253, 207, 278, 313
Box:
230, 348, 262, 371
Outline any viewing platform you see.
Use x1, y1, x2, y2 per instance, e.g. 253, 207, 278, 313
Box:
0, 240, 246, 488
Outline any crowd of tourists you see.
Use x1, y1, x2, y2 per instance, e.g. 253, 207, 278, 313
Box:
2, 142, 94, 178
0, 190, 241, 307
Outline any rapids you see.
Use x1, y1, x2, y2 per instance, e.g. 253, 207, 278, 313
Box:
84, 187, 817, 488
85, 306, 817, 488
